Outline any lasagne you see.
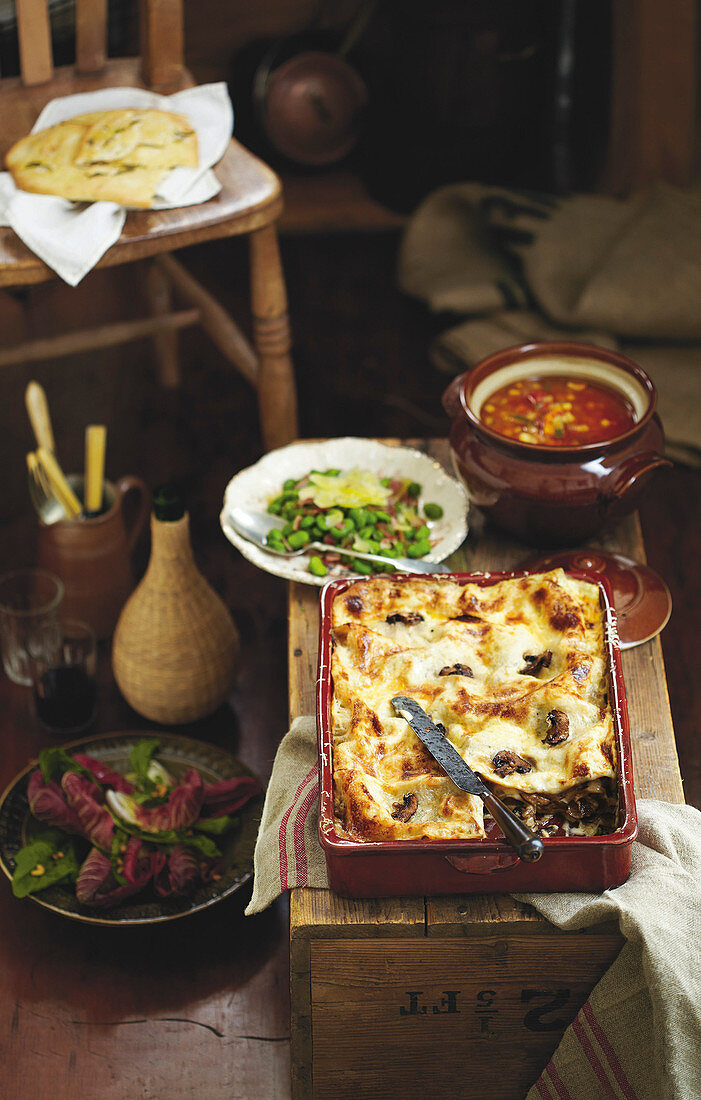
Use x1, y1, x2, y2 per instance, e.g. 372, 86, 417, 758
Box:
330, 569, 618, 841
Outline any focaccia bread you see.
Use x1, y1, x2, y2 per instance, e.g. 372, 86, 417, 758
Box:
330, 570, 618, 842
5, 108, 198, 208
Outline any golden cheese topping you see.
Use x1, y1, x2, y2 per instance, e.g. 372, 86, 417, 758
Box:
330, 570, 617, 841
5, 109, 198, 208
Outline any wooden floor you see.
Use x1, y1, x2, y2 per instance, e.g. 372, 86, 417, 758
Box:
0, 228, 699, 1097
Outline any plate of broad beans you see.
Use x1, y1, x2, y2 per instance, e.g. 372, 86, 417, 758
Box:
220, 438, 469, 586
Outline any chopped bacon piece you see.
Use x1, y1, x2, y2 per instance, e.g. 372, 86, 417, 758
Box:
438, 663, 473, 677
543, 710, 569, 745
492, 750, 533, 778
520, 650, 552, 676
386, 612, 424, 626
391, 792, 418, 822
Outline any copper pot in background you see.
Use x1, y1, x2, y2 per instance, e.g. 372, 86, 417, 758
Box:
253, 43, 368, 166
443, 342, 671, 547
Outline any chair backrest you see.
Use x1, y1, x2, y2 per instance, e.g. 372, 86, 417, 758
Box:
15, 0, 184, 88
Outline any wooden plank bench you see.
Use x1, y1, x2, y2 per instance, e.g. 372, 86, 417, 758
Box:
287, 439, 684, 1100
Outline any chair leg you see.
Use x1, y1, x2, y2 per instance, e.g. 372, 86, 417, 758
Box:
249, 224, 299, 451
145, 259, 180, 388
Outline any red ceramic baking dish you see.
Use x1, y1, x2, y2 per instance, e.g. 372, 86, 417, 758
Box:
317, 569, 638, 896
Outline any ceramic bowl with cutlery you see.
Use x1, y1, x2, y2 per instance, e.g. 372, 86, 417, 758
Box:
220, 438, 469, 586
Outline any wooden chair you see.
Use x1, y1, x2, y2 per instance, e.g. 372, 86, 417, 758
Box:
0, 0, 298, 451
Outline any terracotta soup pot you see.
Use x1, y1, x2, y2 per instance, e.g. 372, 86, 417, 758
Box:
442, 342, 671, 546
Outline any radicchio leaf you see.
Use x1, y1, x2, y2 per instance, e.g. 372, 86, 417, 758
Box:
62, 772, 114, 851
121, 837, 154, 888
107, 769, 204, 833
154, 843, 200, 897
72, 755, 134, 794
75, 848, 143, 908
200, 775, 261, 819
27, 768, 84, 835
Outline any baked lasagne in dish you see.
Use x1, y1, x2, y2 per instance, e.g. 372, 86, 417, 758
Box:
330, 569, 618, 841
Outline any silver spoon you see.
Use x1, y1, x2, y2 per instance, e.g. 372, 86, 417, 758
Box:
224, 506, 453, 575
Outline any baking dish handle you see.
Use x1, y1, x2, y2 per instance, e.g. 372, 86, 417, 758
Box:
444, 852, 521, 874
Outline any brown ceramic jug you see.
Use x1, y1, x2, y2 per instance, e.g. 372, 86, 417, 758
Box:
37, 475, 150, 639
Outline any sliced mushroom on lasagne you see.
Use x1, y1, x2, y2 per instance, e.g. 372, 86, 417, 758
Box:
330, 570, 618, 840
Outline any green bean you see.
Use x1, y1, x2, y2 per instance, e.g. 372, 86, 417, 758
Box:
283, 478, 299, 491
308, 556, 327, 577
374, 510, 393, 524
423, 502, 444, 520
407, 539, 431, 558
267, 501, 282, 515
301, 515, 316, 529
350, 559, 372, 575
407, 482, 421, 498
414, 524, 430, 540
329, 521, 354, 542
287, 530, 310, 550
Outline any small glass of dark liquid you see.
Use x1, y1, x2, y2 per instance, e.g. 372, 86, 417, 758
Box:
31, 619, 97, 736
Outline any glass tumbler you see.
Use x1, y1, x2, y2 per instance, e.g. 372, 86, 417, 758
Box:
31, 619, 97, 735
0, 569, 64, 685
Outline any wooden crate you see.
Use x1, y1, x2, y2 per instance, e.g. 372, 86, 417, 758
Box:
288, 441, 684, 1100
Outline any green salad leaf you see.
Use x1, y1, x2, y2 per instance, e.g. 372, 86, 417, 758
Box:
193, 814, 240, 836
39, 747, 96, 786
129, 738, 161, 785
12, 829, 80, 898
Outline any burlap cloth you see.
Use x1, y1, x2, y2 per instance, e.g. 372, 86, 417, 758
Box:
397, 182, 701, 464
247, 716, 701, 1100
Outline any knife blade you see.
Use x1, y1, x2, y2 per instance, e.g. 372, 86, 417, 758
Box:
391, 695, 544, 863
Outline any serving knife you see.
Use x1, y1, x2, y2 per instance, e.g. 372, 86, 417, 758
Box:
391, 695, 544, 862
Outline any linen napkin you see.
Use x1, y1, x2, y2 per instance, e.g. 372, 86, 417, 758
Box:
247, 716, 701, 1100
397, 181, 701, 459
0, 82, 232, 286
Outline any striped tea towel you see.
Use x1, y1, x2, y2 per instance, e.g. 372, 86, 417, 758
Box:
245, 716, 326, 914
246, 715, 701, 1100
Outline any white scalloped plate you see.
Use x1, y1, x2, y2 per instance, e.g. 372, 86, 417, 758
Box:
220, 439, 469, 586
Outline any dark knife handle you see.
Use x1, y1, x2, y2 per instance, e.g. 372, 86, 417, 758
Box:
481, 789, 544, 862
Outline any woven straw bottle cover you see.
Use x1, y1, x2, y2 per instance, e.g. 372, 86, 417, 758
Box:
112, 509, 240, 724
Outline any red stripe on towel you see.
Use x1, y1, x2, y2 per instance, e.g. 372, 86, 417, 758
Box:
545, 1062, 573, 1100
572, 1015, 618, 1098
583, 1002, 637, 1100
279, 763, 318, 891
534, 1073, 556, 1100
292, 774, 319, 886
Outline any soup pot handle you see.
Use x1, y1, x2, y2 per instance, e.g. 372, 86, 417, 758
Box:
442, 371, 470, 419
114, 476, 151, 553
602, 452, 672, 517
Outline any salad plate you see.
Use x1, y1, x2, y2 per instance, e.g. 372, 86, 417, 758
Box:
0, 732, 263, 926
220, 438, 469, 586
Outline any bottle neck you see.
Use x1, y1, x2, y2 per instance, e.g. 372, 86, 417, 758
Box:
146, 512, 196, 580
